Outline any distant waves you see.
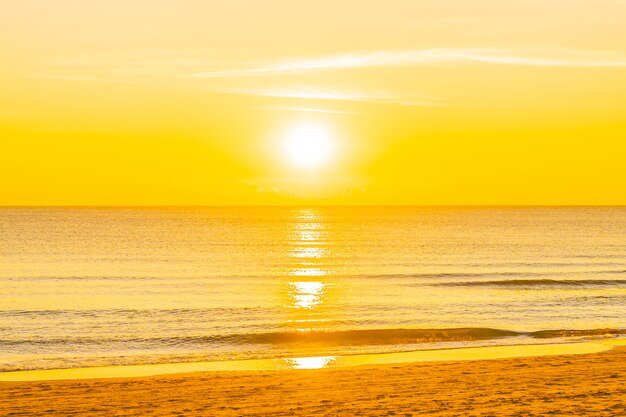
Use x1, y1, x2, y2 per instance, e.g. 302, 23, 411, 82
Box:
433, 279, 626, 288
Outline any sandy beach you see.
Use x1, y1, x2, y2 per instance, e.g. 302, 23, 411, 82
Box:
4, 0, 626, 414
2, 345, 624, 416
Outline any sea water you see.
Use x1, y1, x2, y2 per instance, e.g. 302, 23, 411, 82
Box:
1, 206, 625, 371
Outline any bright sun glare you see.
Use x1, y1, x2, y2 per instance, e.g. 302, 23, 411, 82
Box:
282, 121, 334, 169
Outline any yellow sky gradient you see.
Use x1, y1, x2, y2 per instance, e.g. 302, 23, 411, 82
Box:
1, 0, 626, 205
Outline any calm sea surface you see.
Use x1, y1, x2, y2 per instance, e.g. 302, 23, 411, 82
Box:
1, 207, 625, 371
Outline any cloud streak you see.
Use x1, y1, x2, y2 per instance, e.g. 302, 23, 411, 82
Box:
214, 86, 440, 107
27, 46, 626, 108
187, 47, 626, 78
265, 106, 356, 115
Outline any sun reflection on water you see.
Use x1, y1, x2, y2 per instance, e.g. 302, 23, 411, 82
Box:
289, 246, 328, 259
288, 356, 337, 369
281, 208, 338, 333
288, 281, 327, 309
288, 268, 328, 277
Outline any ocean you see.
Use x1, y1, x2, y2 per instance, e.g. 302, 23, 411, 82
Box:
1, 206, 625, 371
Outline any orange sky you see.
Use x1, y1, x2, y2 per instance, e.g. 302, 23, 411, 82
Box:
1, 0, 626, 205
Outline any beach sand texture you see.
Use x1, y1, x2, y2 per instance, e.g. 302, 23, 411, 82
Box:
2, 346, 624, 417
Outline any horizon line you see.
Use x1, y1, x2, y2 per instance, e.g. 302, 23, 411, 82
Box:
2, 204, 626, 209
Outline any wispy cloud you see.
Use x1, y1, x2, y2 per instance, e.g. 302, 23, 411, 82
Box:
187, 47, 626, 78
28, 68, 441, 107
265, 106, 356, 115
215, 86, 440, 107
27, 46, 626, 109
27, 71, 149, 85
35, 47, 626, 84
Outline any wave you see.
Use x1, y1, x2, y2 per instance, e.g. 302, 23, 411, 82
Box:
530, 328, 626, 338
229, 328, 520, 345
5, 267, 626, 281
0, 328, 518, 347
0, 307, 271, 318
392, 270, 626, 280
433, 279, 626, 287
3, 327, 624, 348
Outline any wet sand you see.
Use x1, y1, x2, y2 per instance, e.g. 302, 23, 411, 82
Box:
2, 345, 625, 416
0, 340, 613, 381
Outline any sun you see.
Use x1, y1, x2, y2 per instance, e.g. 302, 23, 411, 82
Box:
282, 121, 334, 169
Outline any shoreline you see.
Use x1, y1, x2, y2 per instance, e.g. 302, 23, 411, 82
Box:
2, 344, 624, 417
2, 338, 623, 382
